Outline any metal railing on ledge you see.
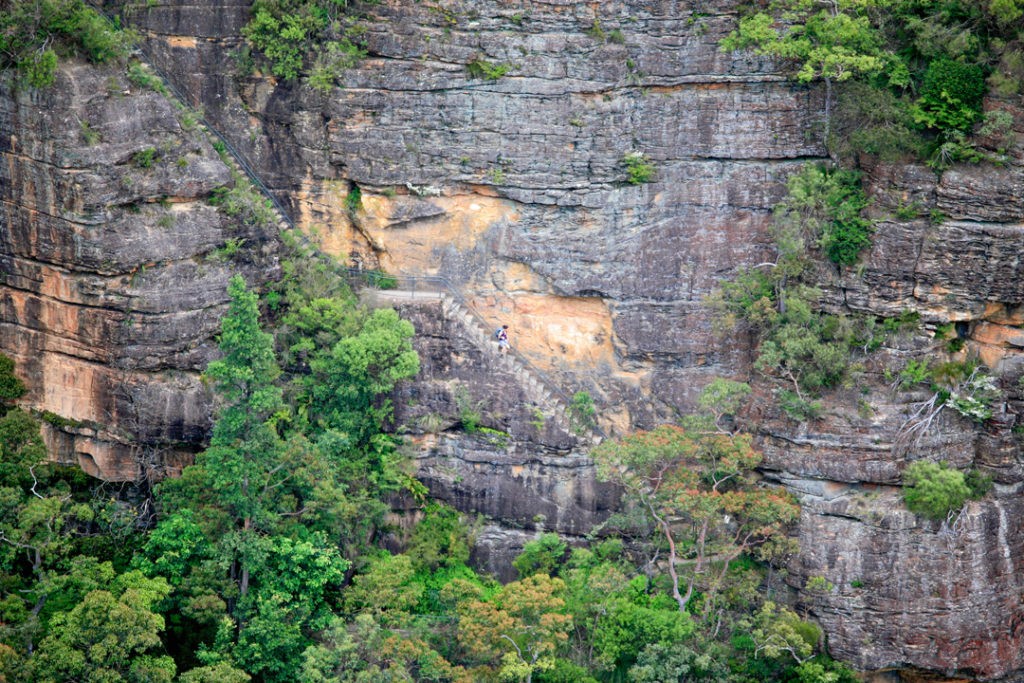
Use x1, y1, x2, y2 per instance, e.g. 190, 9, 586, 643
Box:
88, 1, 297, 232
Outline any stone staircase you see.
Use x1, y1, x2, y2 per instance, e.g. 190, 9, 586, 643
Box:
367, 288, 601, 446
103, 16, 602, 449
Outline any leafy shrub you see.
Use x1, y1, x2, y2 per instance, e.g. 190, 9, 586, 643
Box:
754, 297, 855, 393
454, 385, 482, 433
133, 148, 157, 168
988, 0, 1024, 25
622, 152, 655, 185
989, 48, 1024, 96
978, 109, 1016, 154
360, 269, 398, 290
127, 62, 168, 94
898, 359, 931, 388
965, 468, 993, 498
778, 164, 872, 266
535, 659, 600, 683
569, 391, 597, 435
213, 237, 246, 261
914, 58, 988, 133
307, 36, 365, 92
208, 177, 276, 228
407, 504, 472, 573
0, 353, 26, 403
345, 184, 362, 215
513, 533, 567, 577
487, 167, 506, 184
242, 0, 366, 82
902, 460, 972, 520
79, 120, 101, 145
466, 57, 512, 80
778, 390, 822, 422
946, 371, 998, 422
0, 0, 133, 87
831, 83, 927, 162
928, 130, 985, 170
243, 2, 320, 80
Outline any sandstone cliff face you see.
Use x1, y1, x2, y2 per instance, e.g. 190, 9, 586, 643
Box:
121, 0, 827, 431
7, 0, 1024, 680
0, 60, 276, 481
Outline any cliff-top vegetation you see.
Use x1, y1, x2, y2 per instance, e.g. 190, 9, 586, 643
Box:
0, 0, 133, 87
722, 0, 1023, 167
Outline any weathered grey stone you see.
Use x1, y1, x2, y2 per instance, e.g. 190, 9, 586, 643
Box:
6, 1, 1024, 680
0, 60, 277, 480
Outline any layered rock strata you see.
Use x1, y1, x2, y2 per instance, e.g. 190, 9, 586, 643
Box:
4, 0, 1024, 680
0, 61, 275, 480
118, 0, 827, 431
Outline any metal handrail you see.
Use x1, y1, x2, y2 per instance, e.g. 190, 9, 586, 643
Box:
88, 2, 297, 230
89, 3, 602, 439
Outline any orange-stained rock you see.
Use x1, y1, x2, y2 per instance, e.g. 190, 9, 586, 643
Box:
10, 2, 1024, 680
971, 322, 1024, 369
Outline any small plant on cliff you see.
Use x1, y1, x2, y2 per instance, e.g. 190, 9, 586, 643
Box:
487, 167, 506, 185
345, 183, 362, 216
454, 385, 483, 433
622, 152, 655, 185
307, 35, 365, 93
902, 460, 975, 521
133, 148, 158, 169
568, 391, 597, 436
79, 120, 101, 145
529, 407, 546, 432
208, 173, 276, 229
212, 237, 247, 261
466, 57, 512, 80
804, 575, 834, 595
126, 61, 168, 95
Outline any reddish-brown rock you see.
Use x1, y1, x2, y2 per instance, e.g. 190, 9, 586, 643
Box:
4, 1, 1024, 680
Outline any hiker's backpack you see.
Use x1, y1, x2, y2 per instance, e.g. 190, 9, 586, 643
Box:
495, 328, 503, 340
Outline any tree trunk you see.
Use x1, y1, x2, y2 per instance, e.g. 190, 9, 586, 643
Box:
240, 516, 251, 599
824, 76, 833, 155
662, 518, 690, 612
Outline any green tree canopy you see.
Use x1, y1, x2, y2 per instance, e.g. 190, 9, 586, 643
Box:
27, 570, 174, 683
593, 398, 799, 618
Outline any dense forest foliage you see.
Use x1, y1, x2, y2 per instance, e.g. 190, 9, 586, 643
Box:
722, 0, 1023, 166
0, 236, 861, 681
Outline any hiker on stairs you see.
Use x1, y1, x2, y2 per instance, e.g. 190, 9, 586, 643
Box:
496, 325, 510, 354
